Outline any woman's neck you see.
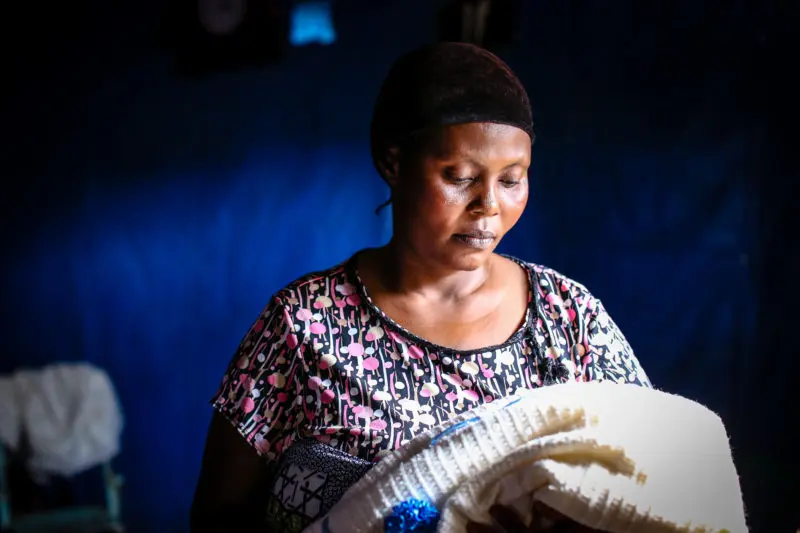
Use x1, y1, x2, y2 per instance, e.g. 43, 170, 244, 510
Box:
370, 240, 494, 304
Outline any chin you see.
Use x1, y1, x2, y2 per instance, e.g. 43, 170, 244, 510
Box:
446, 248, 495, 271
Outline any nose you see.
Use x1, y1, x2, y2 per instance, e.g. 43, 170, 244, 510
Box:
469, 182, 500, 217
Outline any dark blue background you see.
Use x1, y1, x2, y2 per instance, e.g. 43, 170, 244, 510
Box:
1, 1, 795, 532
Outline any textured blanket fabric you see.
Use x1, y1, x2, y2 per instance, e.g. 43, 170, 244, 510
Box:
303, 382, 747, 533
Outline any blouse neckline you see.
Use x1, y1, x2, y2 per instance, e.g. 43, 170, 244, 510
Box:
344, 250, 538, 356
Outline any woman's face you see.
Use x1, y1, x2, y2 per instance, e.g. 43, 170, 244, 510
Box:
391, 122, 531, 272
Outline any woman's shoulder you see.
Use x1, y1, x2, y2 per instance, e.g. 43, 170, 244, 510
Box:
506, 256, 601, 309
269, 259, 355, 311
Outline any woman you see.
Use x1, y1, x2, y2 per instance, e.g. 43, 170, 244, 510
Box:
190, 42, 650, 533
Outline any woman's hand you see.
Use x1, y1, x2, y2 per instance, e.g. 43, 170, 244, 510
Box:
466, 503, 603, 533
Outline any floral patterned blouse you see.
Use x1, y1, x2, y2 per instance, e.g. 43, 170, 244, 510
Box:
211, 252, 651, 466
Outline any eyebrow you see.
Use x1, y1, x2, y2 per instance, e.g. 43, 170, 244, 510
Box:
440, 155, 527, 171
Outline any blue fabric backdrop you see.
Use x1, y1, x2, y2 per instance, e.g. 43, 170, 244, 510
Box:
1, 1, 793, 532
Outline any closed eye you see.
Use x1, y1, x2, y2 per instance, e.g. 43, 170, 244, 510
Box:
500, 177, 522, 188
443, 169, 476, 184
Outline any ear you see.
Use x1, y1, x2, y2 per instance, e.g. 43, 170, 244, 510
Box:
376, 146, 401, 188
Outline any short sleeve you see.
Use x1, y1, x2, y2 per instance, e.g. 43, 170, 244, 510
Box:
211, 295, 304, 460
581, 297, 652, 387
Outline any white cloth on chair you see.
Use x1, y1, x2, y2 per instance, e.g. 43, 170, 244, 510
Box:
0, 362, 123, 478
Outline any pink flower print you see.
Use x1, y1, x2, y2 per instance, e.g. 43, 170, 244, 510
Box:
309, 322, 327, 334
419, 383, 440, 397
266, 373, 287, 388
319, 353, 337, 369
242, 397, 255, 413
408, 345, 424, 360
387, 331, 407, 344
365, 326, 385, 342
308, 376, 322, 390
443, 373, 463, 387
463, 390, 480, 402
296, 308, 313, 321
372, 390, 392, 402
567, 308, 577, 322
313, 296, 333, 309
546, 293, 563, 307
445, 391, 458, 402
348, 342, 365, 357
335, 283, 356, 296
239, 374, 255, 390
286, 333, 299, 349
370, 419, 388, 431
254, 436, 270, 455
362, 357, 380, 371
352, 406, 373, 419
321, 389, 335, 404
346, 294, 362, 306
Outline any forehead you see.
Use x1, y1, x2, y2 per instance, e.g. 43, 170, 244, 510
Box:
423, 122, 531, 164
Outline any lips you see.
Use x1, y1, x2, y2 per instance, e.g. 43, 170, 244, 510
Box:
452, 230, 497, 249
455, 230, 497, 240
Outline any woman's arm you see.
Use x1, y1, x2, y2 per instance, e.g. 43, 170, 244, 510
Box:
190, 412, 273, 532
191, 295, 303, 532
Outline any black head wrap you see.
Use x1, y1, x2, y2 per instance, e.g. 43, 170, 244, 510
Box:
370, 42, 533, 182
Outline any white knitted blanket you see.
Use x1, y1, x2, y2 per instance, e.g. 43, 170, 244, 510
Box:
303, 382, 747, 533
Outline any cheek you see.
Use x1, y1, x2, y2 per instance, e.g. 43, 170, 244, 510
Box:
404, 176, 454, 210
437, 184, 471, 207
408, 176, 468, 209
499, 186, 528, 221
402, 182, 464, 232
